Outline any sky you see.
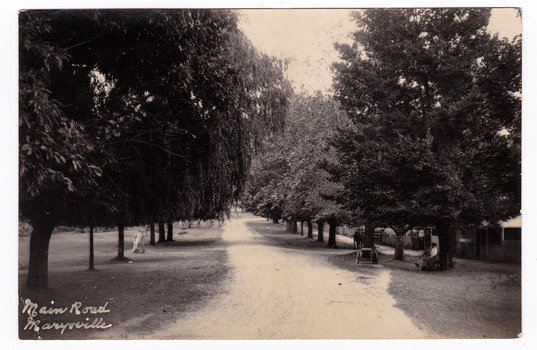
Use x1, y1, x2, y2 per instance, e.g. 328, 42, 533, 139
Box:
238, 8, 522, 95
238, 9, 356, 94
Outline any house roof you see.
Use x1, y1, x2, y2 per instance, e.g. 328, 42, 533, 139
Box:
500, 215, 522, 228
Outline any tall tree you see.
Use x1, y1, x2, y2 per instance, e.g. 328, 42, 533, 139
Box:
283, 94, 351, 247
19, 9, 290, 289
19, 12, 104, 289
332, 9, 521, 259
243, 93, 351, 247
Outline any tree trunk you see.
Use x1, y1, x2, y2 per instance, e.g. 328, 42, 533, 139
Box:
158, 221, 166, 243
436, 220, 453, 256
393, 234, 405, 261
89, 225, 94, 271
26, 220, 55, 290
300, 221, 304, 236
166, 222, 174, 241
113, 225, 127, 260
150, 223, 156, 246
273, 217, 279, 224
327, 220, 337, 248
292, 221, 298, 234
475, 228, 480, 259
307, 220, 313, 238
286, 221, 293, 232
317, 221, 324, 242
363, 226, 375, 248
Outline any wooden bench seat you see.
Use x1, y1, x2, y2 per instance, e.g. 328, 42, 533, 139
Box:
434, 253, 452, 270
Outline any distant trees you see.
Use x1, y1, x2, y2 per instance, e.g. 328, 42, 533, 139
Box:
19, 9, 291, 289
243, 93, 351, 247
332, 9, 521, 259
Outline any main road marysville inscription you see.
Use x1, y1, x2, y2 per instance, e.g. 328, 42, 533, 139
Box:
21, 298, 112, 336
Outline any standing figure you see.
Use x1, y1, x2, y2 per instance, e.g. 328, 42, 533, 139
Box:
353, 231, 363, 249
371, 245, 379, 264
132, 229, 146, 253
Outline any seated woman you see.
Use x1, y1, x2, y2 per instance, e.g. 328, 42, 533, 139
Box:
415, 243, 438, 270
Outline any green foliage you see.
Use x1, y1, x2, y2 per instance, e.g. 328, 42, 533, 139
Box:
332, 9, 521, 231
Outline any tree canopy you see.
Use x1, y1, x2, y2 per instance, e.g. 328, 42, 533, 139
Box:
332, 9, 521, 253
243, 93, 351, 246
19, 9, 291, 288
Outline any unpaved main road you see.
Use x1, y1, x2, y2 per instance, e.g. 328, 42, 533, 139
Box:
145, 215, 430, 339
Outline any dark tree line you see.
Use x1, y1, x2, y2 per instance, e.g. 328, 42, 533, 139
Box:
332, 9, 521, 259
243, 9, 521, 260
19, 9, 291, 289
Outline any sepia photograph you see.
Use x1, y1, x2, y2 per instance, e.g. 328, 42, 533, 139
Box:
13, 2, 532, 345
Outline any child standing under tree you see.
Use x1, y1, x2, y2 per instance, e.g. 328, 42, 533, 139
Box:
132, 228, 146, 253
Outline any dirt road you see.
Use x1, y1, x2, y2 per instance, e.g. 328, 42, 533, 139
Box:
141, 215, 430, 339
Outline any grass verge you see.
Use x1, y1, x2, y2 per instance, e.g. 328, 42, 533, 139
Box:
19, 222, 229, 340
